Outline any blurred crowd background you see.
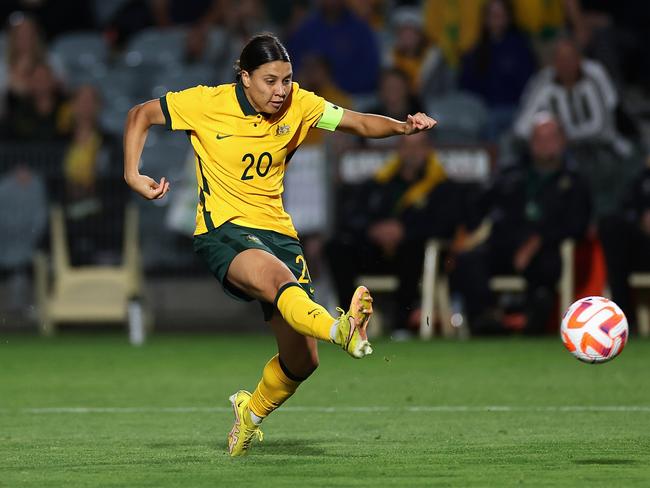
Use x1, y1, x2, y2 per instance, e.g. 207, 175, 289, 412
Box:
1, 0, 650, 339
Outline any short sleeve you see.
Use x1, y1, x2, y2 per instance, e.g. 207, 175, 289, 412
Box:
296, 86, 326, 128
160, 85, 205, 131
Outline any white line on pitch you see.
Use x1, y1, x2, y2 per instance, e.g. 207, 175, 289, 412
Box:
5, 405, 650, 414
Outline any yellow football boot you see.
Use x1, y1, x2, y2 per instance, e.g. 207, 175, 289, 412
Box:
227, 390, 263, 457
334, 285, 374, 358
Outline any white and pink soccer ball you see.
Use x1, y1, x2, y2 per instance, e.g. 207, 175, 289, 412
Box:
560, 296, 628, 363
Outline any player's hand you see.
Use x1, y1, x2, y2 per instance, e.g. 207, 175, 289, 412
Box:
405, 113, 437, 135
126, 174, 170, 200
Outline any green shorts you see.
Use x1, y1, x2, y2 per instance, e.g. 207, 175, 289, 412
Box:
193, 221, 315, 321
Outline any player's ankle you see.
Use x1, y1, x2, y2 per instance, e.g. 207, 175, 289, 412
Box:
329, 320, 339, 342
249, 409, 263, 425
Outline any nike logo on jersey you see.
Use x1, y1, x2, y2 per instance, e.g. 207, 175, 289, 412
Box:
216, 134, 233, 140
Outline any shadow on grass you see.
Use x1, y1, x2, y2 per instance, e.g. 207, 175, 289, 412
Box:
253, 439, 326, 457
573, 459, 638, 465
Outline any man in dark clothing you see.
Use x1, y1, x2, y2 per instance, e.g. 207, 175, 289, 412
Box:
327, 131, 463, 333
285, 0, 380, 95
452, 113, 591, 334
599, 159, 650, 332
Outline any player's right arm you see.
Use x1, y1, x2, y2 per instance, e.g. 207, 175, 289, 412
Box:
123, 99, 170, 200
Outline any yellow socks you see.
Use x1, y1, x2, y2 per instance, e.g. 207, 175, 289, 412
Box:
247, 284, 330, 422
275, 283, 335, 342
248, 355, 302, 420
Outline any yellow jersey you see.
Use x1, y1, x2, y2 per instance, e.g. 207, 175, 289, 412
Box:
160, 82, 336, 239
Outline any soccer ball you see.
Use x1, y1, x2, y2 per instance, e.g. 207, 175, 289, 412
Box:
560, 296, 628, 363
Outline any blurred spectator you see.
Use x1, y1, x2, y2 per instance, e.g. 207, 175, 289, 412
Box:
346, 0, 385, 31
265, 0, 309, 37
369, 67, 424, 121
0, 1, 94, 39
1, 13, 46, 98
514, 36, 641, 218
577, 1, 650, 93
1, 62, 69, 141
459, 0, 536, 141
183, 22, 213, 65
285, 0, 381, 95
104, 0, 223, 49
599, 157, 650, 332
0, 13, 66, 115
514, 37, 626, 153
363, 67, 424, 149
181, 21, 233, 72
385, 7, 452, 98
150, 0, 220, 27
56, 85, 125, 266
212, 0, 276, 82
220, 0, 271, 39
451, 113, 591, 334
103, 1, 155, 49
0, 164, 47, 311
326, 132, 464, 335
296, 55, 351, 146
511, 0, 586, 65
422, 0, 485, 68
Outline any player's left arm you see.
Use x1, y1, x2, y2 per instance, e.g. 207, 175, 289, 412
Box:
336, 109, 436, 138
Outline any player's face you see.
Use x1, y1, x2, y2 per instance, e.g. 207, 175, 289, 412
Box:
242, 61, 292, 114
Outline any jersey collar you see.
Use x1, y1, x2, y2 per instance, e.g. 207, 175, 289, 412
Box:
235, 81, 259, 116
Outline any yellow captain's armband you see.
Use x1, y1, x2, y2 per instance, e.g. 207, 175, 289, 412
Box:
315, 101, 344, 131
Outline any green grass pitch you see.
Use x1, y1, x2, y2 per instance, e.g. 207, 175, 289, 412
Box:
1, 334, 649, 487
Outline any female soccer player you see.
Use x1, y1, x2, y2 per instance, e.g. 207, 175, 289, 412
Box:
124, 33, 436, 456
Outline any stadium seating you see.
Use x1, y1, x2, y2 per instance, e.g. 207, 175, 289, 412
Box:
150, 64, 218, 99
94, 68, 141, 135
136, 134, 197, 270
414, 238, 575, 339
356, 239, 447, 339
140, 131, 190, 187
489, 239, 575, 321
425, 91, 489, 144
283, 146, 329, 235
0, 170, 48, 272
91, 0, 130, 26
34, 205, 148, 339
0, 31, 6, 63
344, 145, 490, 338
50, 31, 108, 85
123, 27, 187, 70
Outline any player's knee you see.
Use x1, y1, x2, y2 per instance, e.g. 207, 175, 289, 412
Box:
305, 352, 319, 376
282, 354, 318, 381
300, 362, 318, 380
273, 275, 299, 294
296, 352, 319, 379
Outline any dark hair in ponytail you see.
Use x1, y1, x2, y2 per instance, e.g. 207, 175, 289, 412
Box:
234, 33, 291, 81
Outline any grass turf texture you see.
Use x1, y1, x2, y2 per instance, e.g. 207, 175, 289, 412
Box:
1, 334, 649, 487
